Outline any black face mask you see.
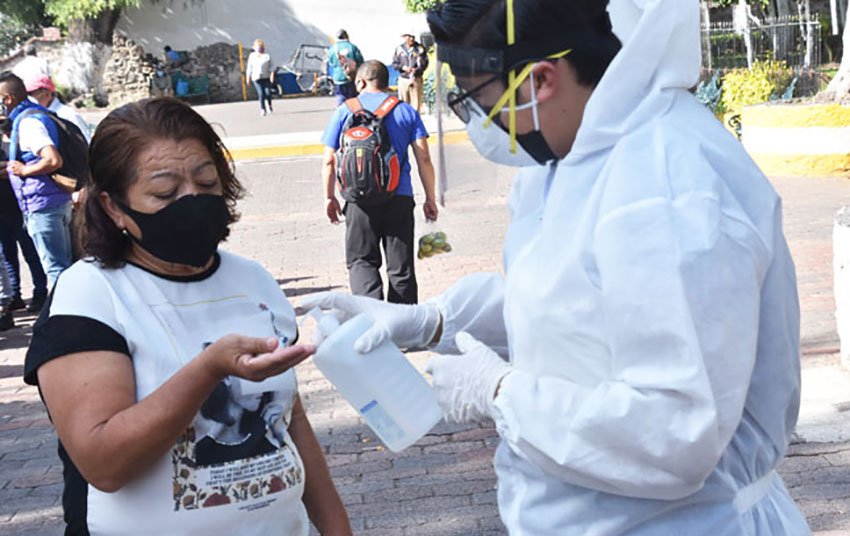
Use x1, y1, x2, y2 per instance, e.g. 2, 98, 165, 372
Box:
118, 194, 229, 268
516, 130, 558, 164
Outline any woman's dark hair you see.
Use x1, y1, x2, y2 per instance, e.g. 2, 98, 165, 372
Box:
81, 97, 245, 268
427, 0, 621, 87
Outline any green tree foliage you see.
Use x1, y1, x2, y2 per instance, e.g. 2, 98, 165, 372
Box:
0, 14, 42, 57
42, 0, 140, 26
0, 0, 48, 26
404, 0, 439, 14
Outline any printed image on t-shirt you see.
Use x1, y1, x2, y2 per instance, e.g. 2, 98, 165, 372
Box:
153, 297, 302, 512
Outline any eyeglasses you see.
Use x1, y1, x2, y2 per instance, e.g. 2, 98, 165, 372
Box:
446, 72, 504, 124
445, 55, 561, 124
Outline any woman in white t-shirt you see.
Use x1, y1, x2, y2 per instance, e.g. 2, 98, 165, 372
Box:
246, 39, 274, 116
23, 97, 352, 536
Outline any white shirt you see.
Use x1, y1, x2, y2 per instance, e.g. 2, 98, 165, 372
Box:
246, 52, 272, 81
48, 97, 91, 142
17, 117, 54, 157
12, 55, 51, 82
32, 251, 309, 535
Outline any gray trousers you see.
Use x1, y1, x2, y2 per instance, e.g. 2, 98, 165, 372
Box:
343, 196, 417, 304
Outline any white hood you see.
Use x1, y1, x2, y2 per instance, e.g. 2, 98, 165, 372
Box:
571, 0, 701, 157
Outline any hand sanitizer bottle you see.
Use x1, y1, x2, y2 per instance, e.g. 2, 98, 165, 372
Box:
308, 309, 442, 452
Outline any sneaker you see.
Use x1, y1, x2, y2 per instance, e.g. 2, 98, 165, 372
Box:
28, 293, 46, 313
8, 295, 25, 311
260, 109, 267, 117
0, 310, 14, 331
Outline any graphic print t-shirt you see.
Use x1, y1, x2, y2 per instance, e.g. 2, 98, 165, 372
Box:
24, 251, 308, 536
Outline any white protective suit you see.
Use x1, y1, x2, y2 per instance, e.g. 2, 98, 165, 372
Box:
430, 0, 810, 534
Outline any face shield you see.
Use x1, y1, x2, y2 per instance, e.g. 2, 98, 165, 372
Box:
437, 0, 577, 165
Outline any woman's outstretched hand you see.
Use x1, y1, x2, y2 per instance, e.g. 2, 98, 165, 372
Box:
203, 335, 315, 382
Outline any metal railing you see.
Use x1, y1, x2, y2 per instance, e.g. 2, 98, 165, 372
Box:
701, 14, 822, 70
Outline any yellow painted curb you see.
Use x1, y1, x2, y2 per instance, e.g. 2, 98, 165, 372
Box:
229, 143, 327, 160
744, 104, 850, 129
750, 153, 850, 177
228, 131, 470, 162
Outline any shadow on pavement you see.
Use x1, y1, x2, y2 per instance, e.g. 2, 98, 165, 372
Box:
288, 285, 343, 303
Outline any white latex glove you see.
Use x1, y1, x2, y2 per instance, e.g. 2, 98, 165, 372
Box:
300, 292, 442, 353
425, 332, 512, 423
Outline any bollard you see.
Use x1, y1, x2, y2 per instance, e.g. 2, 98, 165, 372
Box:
834, 206, 850, 369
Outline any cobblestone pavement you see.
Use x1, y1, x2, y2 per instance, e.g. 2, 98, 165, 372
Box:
1, 129, 850, 534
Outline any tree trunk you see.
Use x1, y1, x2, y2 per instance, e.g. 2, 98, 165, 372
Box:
65, 8, 122, 45
701, 0, 712, 72
823, 7, 850, 100
774, 0, 793, 60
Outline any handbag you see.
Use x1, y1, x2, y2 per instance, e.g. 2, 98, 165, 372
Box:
50, 173, 77, 194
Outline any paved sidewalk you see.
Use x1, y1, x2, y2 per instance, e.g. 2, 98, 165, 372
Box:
2, 99, 850, 534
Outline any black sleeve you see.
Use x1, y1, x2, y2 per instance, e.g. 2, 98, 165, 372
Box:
415, 47, 429, 76
24, 290, 130, 386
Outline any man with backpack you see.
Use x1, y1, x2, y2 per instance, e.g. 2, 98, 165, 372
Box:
327, 30, 364, 106
0, 72, 81, 288
320, 60, 438, 304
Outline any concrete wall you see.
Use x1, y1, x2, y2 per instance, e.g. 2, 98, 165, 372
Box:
117, 0, 431, 67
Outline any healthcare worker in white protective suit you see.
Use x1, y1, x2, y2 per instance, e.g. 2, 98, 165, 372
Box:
303, 0, 812, 533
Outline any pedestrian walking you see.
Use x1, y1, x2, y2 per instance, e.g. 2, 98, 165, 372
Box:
12, 44, 50, 83
23, 97, 352, 536
246, 39, 274, 116
0, 130, 48, 313
1, 72, 72, 289
327, 30, 364, 106
24, 73, 90, 142
391, 30, 429, 113
305, 0, 811, 534
320, 60, 438, 304
0, 247, 14, 330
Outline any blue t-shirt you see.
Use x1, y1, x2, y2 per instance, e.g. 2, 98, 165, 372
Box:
321, 92, 428, 198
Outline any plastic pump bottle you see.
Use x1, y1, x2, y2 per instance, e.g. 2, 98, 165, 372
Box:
308, 309, 442, 452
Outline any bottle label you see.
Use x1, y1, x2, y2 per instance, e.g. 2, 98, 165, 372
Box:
360, 400, 405, 445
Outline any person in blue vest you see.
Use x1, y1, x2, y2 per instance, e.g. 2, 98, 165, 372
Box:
327, 29, 364, 106
0, 130, 48, 313
0, 71, 72, 289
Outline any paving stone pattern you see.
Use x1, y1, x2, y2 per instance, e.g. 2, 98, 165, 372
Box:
1, 147, 849, 534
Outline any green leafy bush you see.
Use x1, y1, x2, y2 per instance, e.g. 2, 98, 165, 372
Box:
720, 58, 793, 113
403, 0, 439, 14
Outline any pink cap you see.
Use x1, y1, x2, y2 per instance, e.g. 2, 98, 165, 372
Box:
24, 74, 55, 93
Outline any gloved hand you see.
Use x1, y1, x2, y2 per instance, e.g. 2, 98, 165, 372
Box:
300, 292, 442, 353
425, 332, 512, 423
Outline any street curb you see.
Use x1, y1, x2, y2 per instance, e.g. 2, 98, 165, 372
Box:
742, 103, 850, 178
228, 130, 470, 162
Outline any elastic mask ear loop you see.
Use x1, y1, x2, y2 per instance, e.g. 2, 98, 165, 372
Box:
529, 70, 540, 131
484, 48, 572, 129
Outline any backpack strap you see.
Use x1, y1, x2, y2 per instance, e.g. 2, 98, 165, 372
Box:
373, 96, 400, 120
10, 108, 52, 161
345, 98, 363, 114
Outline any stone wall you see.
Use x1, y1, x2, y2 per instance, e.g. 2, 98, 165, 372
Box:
101, 34, 155, 106
171, 42, 245, 103
0, 34, 247, 108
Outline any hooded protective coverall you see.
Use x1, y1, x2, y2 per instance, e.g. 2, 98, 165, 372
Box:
428, 0, 810, 534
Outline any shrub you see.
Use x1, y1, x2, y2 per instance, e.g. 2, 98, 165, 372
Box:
404, 0, 439, 13
720, 58, 793, 113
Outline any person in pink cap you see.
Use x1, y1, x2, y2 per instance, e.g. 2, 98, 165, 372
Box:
25, 74, 90, 142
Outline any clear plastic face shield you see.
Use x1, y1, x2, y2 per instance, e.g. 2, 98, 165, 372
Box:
438, 0, 572, 166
